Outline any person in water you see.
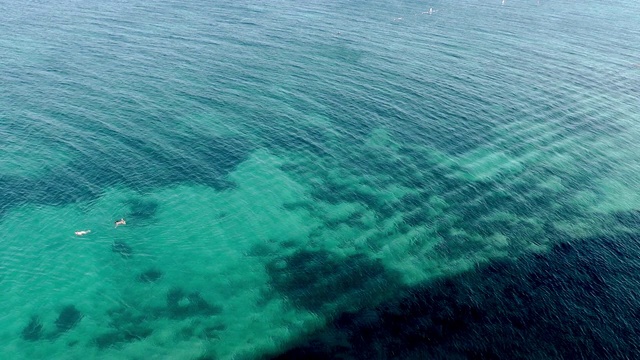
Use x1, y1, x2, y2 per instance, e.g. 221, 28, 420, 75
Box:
115, 218, 126, 227
75, 230, 91, 236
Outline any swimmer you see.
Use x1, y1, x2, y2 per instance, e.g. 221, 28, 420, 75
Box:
75, 230, 91, 236
114, 218, 126, 227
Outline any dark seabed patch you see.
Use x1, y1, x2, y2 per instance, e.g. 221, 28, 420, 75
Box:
136, 269, 163, 283
95, 287, 224, 350
112, 241, 133, 258
54, 305, 83, 333
21, 316, 43, 341
21, 306, 83, 342
246, 241, 277, 257
612, 209, 640, 228
165, 287, 223, 319
265, 250, 401, 312
96, 307, 154, 349
269, 233, 640, 359
125, 197, 160, 222
95, 327, 154, 350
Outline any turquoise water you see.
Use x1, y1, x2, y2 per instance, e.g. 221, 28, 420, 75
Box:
1, 0, 640, 358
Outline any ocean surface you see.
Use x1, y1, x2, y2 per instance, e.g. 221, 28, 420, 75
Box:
1, 0, 640, 358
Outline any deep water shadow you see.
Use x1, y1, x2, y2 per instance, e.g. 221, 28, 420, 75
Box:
0, 133, 253, 222
269, 233, 640, 359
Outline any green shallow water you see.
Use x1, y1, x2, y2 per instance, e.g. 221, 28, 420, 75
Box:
1, 0, 640, 358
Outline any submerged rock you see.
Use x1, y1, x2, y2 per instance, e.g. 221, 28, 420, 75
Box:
21, 315, 43, 341
112, 241, 133, 258
55, 305, 82, 333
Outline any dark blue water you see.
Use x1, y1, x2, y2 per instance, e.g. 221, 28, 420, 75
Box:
1, 0, 639, 358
